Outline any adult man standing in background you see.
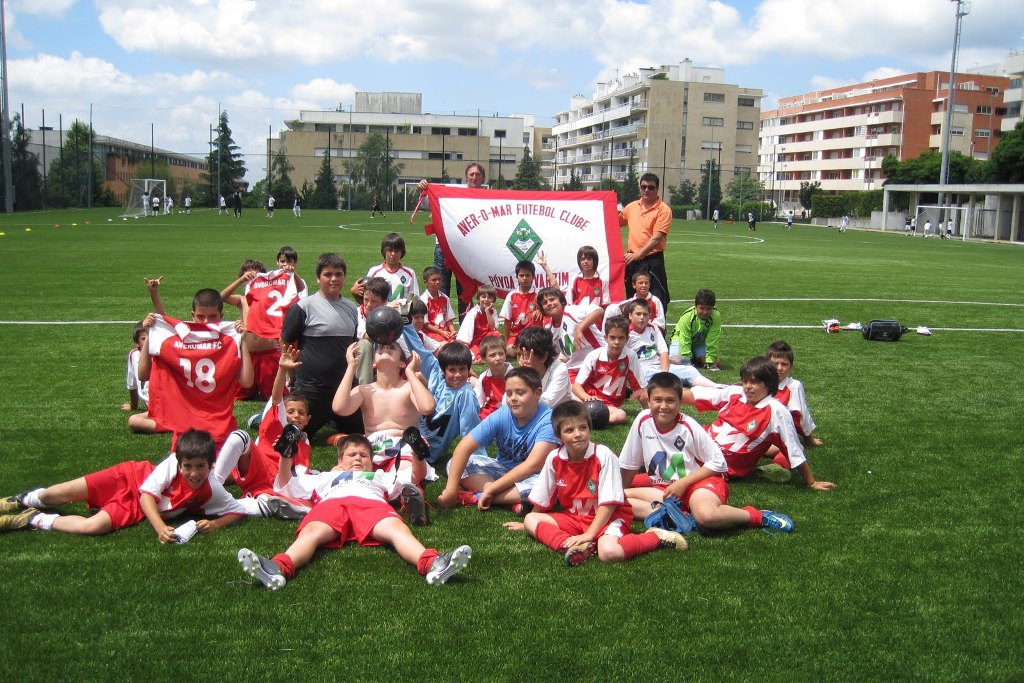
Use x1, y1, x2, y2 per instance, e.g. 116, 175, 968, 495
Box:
620, 172, 671, 313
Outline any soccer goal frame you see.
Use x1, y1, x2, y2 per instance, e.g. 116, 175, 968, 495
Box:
914, 204, 973, 240
122, 179, 167, 218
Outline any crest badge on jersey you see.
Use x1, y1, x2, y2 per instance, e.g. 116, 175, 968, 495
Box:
587, 479, 597, 494
746, 419, 757, 432
673, 435, 686, 450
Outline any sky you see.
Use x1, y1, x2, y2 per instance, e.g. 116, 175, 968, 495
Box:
5, 0, 1021, 181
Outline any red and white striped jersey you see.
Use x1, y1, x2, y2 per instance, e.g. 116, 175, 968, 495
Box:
689, 385, 807, 477
474, 364, 510, 419
571, 275, 609, 308
139, 452, 245, 517
244, 268, 307, 339
420, 290, 455, 328
499, 290, 540, 339
529, 442, 628, 522
775, 376, 817, 437
575, 347, 642, 407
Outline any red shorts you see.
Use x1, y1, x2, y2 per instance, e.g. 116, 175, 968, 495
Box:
424, 327, 454, 343
296, 497, 399, 548
233, 446, 276, 498
84, 461, 156, 531
544, 507, 633, 539
250, 348, 281, 400
629, 473, 729, 510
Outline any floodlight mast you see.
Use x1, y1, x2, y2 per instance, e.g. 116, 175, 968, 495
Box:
0, 0, 13, 213
938, 0, 971, 215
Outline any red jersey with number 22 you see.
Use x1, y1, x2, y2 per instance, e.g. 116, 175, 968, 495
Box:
244, 268, 306, 338
147, 315, 241, 447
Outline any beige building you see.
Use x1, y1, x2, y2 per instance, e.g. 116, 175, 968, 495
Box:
276, 92, 533, 197
552, 60, 763, 192
759, 71, 1010, 212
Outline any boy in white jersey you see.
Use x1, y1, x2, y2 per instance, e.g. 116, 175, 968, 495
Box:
608, 270, 664, 332
572, 315, 643, 425
624, 299, 717, 389
237, 435, 471, 590
760, 341, 823, 481
684, 357, 836, 491
503, 402, 687, 566
620, 373, 794, 534
353, 232, 419, 303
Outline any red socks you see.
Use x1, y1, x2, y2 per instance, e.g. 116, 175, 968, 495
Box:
416, 549, 440, 576
743, 506, 763, 528
772, 453, 791, 468
617, 532, 660, 559
271, 553, 296, 580
535, 523, 572, 551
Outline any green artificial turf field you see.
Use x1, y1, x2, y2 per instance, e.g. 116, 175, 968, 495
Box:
0, 207, 1021, 681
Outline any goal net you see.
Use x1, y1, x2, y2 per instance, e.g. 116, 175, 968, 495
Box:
914, 204, 973, 240
122, 179, 167, 218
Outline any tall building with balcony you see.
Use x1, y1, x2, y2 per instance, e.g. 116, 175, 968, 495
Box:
276, 92, 530, 198
552, 61, 763, 192
759, 71, 1010, 210
967, 50, 1024, 133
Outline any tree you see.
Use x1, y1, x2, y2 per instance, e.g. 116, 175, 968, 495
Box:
560, 170, 583, 191
7, 113, 43, 211
668, 179, 697, 205
989, 121, 1024, 183
620, 150, 639, 205
799, 181, 822, 210
269, 148, 296, 206
724, 172, 764, 203
697, 160, 722, 216
202, 110, 246, 205
345, 133, 404, 203
881, 150, 985, 186
512, 145, 547, 190
45, 120, 107, 208
309, 152, 338, 209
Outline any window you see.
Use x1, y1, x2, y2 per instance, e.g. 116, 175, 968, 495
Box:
738, 96, 756, 107
950, 127, 965, 136
737, 121, 754, 130
702, 117, 724, 127
977, 105, 993, 115
433, 127, 451, 136
735, 166, 752, 174
736, 144, 752, 153
701, 141, 723, 150
412, 126, 423, 134
494, 129, 507, 139
704, 93, 725, 103
314, 123, 337, 133
975, 129, 991, 138
458, 128, 477, 136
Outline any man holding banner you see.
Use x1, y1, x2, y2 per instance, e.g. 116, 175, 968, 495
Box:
620, 173, 671, 313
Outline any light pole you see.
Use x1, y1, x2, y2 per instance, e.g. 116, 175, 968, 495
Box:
767, 143, 776, 221
939, 0, 970, 213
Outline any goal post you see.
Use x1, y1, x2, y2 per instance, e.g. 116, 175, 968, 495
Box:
122, 179, 167, 218
914, 204, 972, 240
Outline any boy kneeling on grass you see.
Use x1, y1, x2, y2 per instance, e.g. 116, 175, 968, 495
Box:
237, 435, 471, 590
504, 401, 687, 566
0, 429, 245, 541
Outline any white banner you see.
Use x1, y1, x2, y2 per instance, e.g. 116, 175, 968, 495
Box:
424, 186, 626, 303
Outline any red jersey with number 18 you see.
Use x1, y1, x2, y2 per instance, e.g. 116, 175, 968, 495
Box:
147, 315, 241, 447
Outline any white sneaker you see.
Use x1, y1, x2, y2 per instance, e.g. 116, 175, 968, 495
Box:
425, 545, 472, 585
237, 548, 286, 590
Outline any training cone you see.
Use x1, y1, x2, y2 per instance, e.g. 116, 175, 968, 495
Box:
26, 227, 33, 232
72, 223, 78, 226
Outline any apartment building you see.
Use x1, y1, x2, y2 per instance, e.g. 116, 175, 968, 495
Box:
759, 71, 1010, 209
552, 60, 763, 192
276, 92, 530, 194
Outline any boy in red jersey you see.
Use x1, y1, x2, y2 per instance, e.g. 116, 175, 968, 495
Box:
620, 372, 795, 534
456, 284, 502, 361
608, 270, 665, 332
236, 435, 471, 590
474, 336, 511, 419
759, 341, 824, 481
419, 266, 456, 343
684, 357, 836, 491
212, 345, 314, 517
139, 288, 254, 448
503, 402, 686, 566
0, 429, 245, 540
572, 315, 644, 425
499, 260, 542, 356
569, 245, 609, 307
